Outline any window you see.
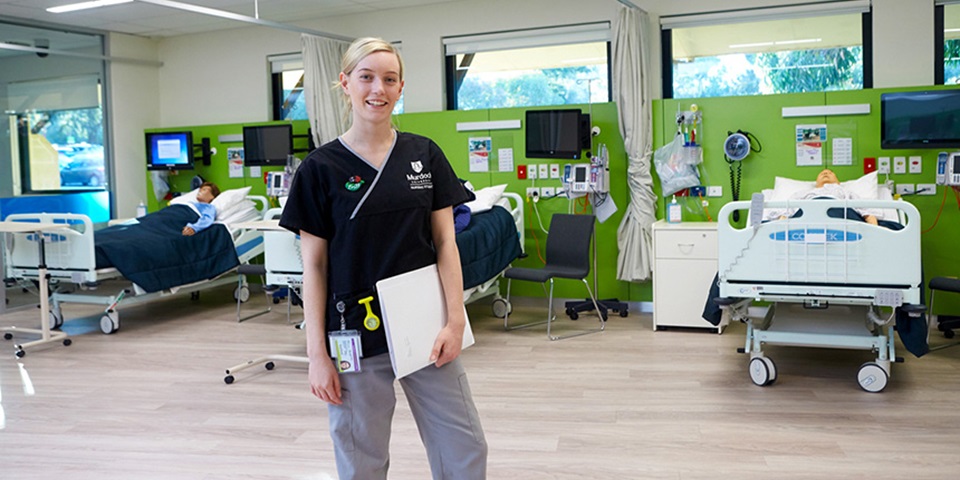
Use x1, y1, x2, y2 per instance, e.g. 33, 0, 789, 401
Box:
444, 23, 611, 110
1, 22, 107, 194
939, 2, 960, 84
662, 1, 871, 99
270, 52, 404, 121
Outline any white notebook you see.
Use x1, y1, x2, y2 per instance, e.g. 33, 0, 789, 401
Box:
375, 264, 475, 378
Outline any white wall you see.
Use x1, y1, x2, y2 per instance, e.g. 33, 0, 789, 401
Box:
107, 33, 160, 217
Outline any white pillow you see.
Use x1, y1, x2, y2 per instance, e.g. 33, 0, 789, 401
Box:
772, 177, 814, 201
464, 184, 507, 213
218, 199, 260, 224
168, 188, 199, 206
841, 170, 879, 199
211, 186, 252, 213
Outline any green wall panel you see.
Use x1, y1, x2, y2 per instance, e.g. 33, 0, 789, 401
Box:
655, 86, 960, 315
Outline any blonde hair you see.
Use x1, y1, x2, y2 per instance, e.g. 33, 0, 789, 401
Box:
333, 37, 405, 124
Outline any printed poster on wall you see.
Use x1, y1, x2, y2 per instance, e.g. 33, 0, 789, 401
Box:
468, 137, 491, 172
795, 124, 826, 166
227, 147, 244, 178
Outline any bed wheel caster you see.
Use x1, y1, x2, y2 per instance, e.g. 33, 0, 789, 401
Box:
265, 362, 275, 370
619, 309, 629, 318
491, 298, 511, 318
100, 311, 119, 335
857, 362, 889, 393
234, 285, 250, 303
63, 339, 72, 346
749, 356, 777, 386
945, 330, 955, 339
48, 310, 63, 330
224, 375, 235, 385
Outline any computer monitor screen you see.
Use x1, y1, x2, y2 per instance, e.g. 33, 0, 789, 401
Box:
525, 109, 583, 159
243, 124, 293, 166
145, 131, 194, 170
881, 90, 960, 149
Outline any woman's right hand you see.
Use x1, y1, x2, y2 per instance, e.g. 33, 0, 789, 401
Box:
309, 357, 342, 405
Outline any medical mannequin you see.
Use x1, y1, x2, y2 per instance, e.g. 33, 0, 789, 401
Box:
182, 182, 219, 236
777, 169, 879, 226
279, 38, 486, 480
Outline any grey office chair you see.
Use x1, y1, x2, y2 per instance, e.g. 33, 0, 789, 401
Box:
502, 213, 605, 340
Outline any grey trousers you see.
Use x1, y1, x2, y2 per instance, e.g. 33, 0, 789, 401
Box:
328, 354, 487, 480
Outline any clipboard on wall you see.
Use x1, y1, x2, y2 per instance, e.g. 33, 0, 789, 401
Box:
375, 264, 475, 379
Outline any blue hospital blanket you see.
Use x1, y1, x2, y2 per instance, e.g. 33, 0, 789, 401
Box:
456, 206, 521, 290
94, 205, 240, 293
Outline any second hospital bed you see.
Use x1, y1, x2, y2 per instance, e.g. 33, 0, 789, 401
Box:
223, 191, 524, 383
711, 194, 925, 392
3, 194, 269, 335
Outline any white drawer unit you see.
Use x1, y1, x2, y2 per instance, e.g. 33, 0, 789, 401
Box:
652, 220, 726, 333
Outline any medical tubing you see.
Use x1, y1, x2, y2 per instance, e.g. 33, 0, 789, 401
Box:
921, 186, 950, 234
525, 200, 547, 264
867, 307, 895, 327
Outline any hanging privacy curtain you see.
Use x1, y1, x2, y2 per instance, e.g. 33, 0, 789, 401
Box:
613, 5, 657, 282
301, 34, 350, 147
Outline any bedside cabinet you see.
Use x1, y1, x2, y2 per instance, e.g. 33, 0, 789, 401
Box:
652, 220, 726, 333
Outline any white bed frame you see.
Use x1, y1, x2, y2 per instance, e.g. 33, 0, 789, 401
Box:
3, 196, 270, 335
716, 197, 922, 392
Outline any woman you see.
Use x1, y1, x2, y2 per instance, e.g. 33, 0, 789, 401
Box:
279, 37, 487, 480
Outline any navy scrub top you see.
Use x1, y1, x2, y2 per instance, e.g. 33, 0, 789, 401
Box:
279, 131, 470, 358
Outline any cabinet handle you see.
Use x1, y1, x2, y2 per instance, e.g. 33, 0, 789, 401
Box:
677, 243, 695, 254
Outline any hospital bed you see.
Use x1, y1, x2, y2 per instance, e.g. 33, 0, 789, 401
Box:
223, 191, 524, 383
2, 195, 269, 336
714, 194, 924, 393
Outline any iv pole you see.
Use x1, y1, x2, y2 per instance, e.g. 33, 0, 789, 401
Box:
563, 79, 629, 321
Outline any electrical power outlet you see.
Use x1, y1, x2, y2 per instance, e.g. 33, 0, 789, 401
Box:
538, 164, 549, 179
878, 157, 891, 174
526, 187, 538, 198
541, 186, 555, 198
893, 156, 907, 174
707, 185, 723, 197
549, 164, 560, 179
916, 183, 937, 195
896, 183, 914, 195
909, 156, 922, 174
528, 165, 537, 179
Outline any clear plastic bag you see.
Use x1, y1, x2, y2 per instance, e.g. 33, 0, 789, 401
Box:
653, 134, 700, 197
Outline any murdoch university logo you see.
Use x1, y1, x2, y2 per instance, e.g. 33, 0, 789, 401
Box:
406, 159, 432, 190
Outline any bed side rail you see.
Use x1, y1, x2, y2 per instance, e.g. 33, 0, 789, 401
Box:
4, 213, 97, 282
497, 192, 525, 254
716, 198, 921, 294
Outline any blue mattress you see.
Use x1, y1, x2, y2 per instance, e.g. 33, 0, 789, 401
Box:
456, 206, 521, 290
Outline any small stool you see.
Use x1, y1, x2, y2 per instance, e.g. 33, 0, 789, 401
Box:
929, 276, 960, 339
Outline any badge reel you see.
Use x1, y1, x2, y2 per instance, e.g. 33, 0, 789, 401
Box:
329, 301, 362, 373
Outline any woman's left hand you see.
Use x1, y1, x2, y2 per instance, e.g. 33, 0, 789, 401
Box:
430, 322, 464, 368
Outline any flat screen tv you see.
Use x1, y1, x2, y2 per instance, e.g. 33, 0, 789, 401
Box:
881, 90, 960, 149
526, 109, 583, 159
243, 124, 293, 166
145, 131, 194, 171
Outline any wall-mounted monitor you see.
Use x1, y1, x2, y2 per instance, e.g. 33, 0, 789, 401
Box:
243, 124, 293, 166
881, 90, 960, 149
145, 131, 194, 171
525, 109, 584, 159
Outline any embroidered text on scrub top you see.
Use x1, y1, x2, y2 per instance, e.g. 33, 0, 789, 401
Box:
407, 160, 433, 190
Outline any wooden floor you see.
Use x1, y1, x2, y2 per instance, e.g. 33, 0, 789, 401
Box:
3, 285, 960, 479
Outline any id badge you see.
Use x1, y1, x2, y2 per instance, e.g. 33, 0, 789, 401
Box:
329, 330, 363, 374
